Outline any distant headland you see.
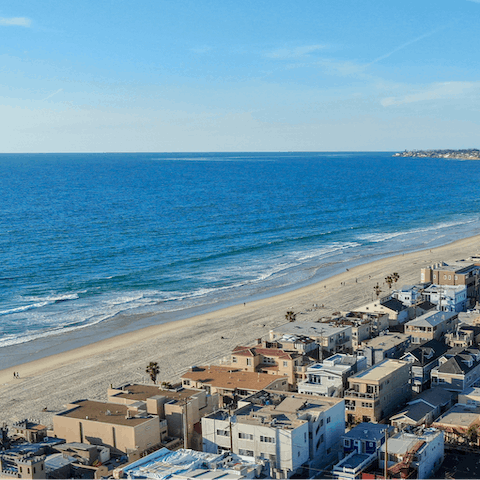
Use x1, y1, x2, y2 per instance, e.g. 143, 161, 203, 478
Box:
393, 148, 480, 160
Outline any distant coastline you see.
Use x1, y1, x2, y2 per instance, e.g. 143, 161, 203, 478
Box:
394, 148, 480, 160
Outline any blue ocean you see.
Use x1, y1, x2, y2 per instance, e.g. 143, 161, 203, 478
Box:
1, 152, 480, 366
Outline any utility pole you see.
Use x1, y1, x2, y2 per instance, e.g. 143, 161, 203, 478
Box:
384, 427, 388, 480
183, 401, 189, 449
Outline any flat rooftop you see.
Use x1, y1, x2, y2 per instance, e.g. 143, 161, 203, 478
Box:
360, 333, 409, 350
433, 404, 480, 428
407, 310, 457, 328
181, 365, 286, 391
207, 391, 341, 429
57, 400, 155, 426
111, 384, 199, 402
351, 359, 408, 382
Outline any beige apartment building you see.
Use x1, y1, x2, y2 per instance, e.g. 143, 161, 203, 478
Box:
344, 359, 411, 424
181, 365, 288, 402
229, 343, 315, 387
107, 384, 218, 449
53, 400, 162, 455
421, 261, 480, 306
404, 310, 458, 344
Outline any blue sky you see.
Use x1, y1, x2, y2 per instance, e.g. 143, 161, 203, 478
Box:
1, 0, 479, 152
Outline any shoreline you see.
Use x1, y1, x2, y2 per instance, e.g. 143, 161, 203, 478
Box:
2, 218, 477, 371
1, 233, 479, 426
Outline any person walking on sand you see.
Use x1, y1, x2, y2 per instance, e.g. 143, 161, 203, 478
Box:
13, 372, 16, 379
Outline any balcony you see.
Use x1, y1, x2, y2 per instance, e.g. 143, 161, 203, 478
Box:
344, 390, 377, 400
336, 337, 350, 345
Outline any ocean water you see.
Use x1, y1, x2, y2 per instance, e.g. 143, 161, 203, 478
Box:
1, 152, 480, 362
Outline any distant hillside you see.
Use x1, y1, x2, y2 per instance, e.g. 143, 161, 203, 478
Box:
394, 149, 480, 160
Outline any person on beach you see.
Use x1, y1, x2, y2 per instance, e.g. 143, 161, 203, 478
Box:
13, 372, 16, 379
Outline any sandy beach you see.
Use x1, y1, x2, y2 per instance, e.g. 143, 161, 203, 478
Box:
1, 234, 480, 427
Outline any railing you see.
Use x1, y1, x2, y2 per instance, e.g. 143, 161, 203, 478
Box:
344, 390, 377, 399
336, 337, 350, 345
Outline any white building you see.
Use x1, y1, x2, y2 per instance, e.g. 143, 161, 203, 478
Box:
201, 390, 345, 479
422, 284, 468, 312
379, 429, 444, 480
113, 448, 262, 479
297, 354, 367, 397
392, 284, 428, 307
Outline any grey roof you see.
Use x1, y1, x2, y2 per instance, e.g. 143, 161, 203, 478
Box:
381, 298, 407, 312
360, 333, 410, 350
417, 300, 436, 311
44, 453, 76, 471
404, 339, 449, 366
343, 422, 393, 441
407, 310, 457, 328
436, 356, 474, 375
392, 402, 433, 423
414, 387, 454, 407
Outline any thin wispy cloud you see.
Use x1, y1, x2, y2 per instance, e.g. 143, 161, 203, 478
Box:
0, 17, 31, 27
366, 28, 442, 67
265, 44, 326, 59
42, 88, 63, 101
381, 81, 479, 106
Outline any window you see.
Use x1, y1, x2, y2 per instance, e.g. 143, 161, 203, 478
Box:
433, 274, 436, 279
260, 435, 275, 443
183, 379, 190, 386
238, 449, 254, 457
283, 361, 288, 367
304, 432, 307, 442
239, 432, 253, 440
232, 356, 237, 363
216, 429, 229, 436
320, 419, 324, 427
344, 439, 351, 447
246, 358, 252, 366
327, 417, 331, 424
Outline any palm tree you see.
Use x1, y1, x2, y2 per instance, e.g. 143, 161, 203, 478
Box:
392, 272, 400, 283
373, 283, 382, 298
385, 275, 393, 289
285, 311, 296, 322
146, 361, 160, 384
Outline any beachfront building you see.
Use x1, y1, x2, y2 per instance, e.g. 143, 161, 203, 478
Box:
421, 284, 468, 312
297, 354, 367, 397
264, 334, 319, 356
421, 260, 480, 306
228, 342, 316, 388
430, 347, 480, 391
180, 366, 288, 405
357, 333, 411, 367
378, 429, 444, 480
107, 383, 219, 449
269, 321, 352, 355
432, 403, 480, 447
329, 312, 389, 349
400, 339, 449, 392
392, 284, 428, 307
390, 387, 454, 430
201, 390, 345, 478
353, 297, 409, 326
404, 310, 458, 344
53, 400, 162, 455
344, 359, 411, 424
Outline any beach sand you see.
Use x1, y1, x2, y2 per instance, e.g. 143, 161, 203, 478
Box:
1, 234, 479, 426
